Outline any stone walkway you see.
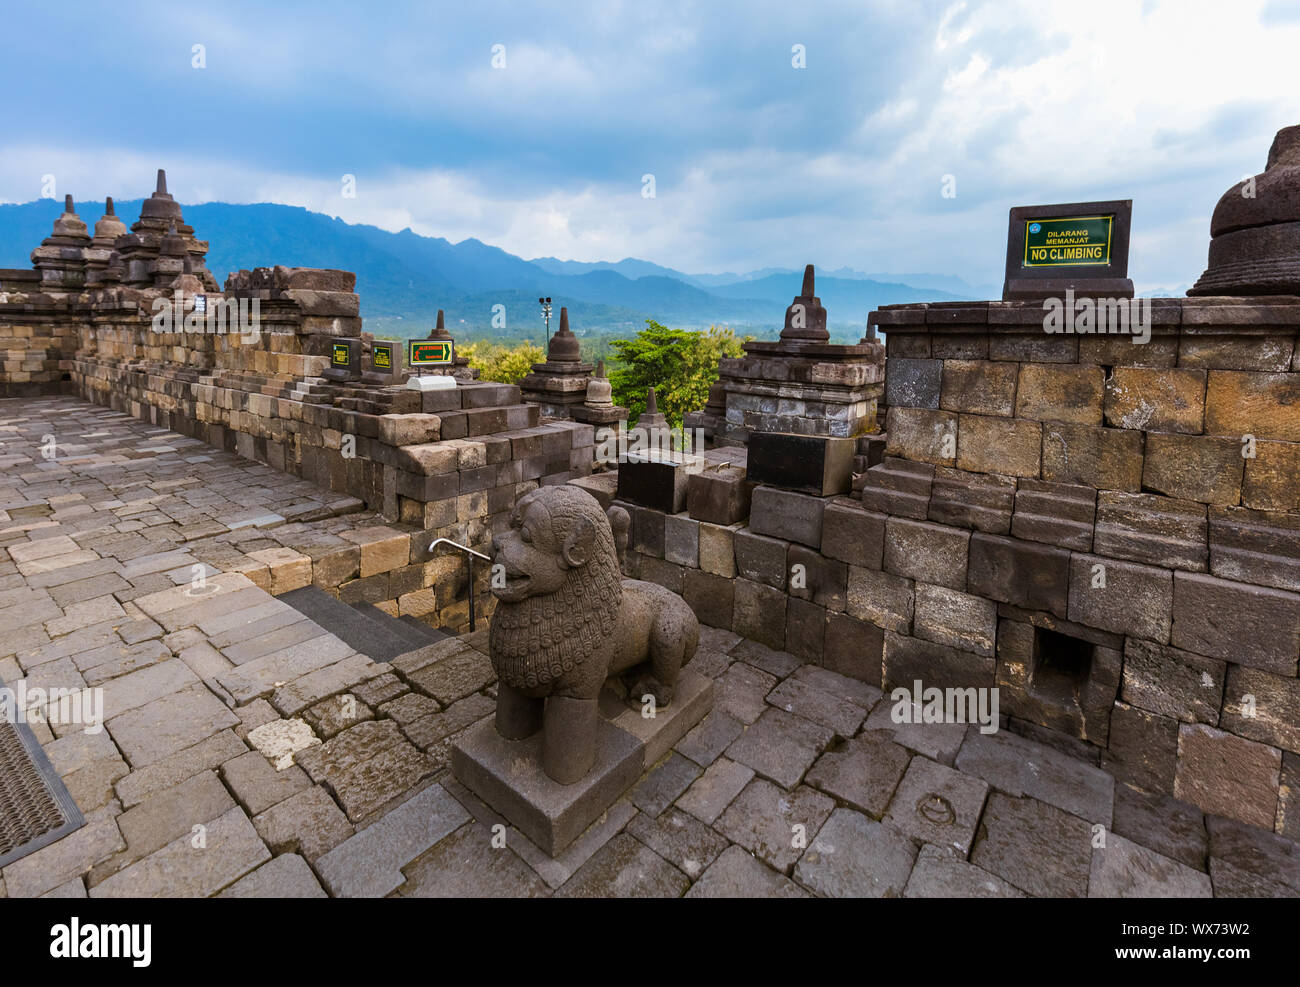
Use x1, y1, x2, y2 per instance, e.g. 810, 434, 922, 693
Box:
2, 395, 1298, 898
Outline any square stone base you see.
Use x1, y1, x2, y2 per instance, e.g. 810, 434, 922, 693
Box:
452, 669, 714, 856
616, 455, 693, 513
747, 432, 856, 496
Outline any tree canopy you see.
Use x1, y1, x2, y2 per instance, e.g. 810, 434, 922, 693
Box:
608, 321, 747, 428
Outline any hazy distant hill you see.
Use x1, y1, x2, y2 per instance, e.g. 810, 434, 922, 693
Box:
0, 198, 963, 339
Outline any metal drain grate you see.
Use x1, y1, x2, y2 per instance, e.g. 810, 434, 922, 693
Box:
0, 679, 84, 870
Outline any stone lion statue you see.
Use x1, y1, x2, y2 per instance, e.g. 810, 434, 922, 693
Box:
488, 485, 700, 784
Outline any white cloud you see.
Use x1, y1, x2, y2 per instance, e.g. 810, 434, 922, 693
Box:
4, 0, 1299, 293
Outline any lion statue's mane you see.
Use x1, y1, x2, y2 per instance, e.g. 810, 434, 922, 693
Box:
488, 487, 624, 690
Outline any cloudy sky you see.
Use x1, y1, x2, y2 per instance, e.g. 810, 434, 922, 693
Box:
3, 0, 1298, 291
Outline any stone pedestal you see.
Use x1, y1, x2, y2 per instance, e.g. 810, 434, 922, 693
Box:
322, 337, 362, 382
747, 432, 857, 496
519, 307, 594, 418
616, 451, 696, 514
714, 266, 884, 451
453, 669, 713, 855
363, 340, 403, 386
687, 463, 755, 524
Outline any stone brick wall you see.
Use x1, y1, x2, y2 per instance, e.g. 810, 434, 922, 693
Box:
0, 260, 595, 633
624, 295, 1300, 836
0, 269, 78, 395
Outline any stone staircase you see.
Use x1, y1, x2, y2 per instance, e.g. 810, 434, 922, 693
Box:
278, 586, 450, 663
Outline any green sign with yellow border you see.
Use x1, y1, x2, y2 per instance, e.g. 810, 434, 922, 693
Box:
330, 342, 352, 367
372, 342, 394, 369
1023, 216, 1113, 267
409, 339, 454, 366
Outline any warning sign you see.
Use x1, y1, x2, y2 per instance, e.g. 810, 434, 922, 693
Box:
1024, 216, 1113, 267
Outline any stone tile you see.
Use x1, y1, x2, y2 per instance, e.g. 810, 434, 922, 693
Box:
713, 661, 777, 724
107, 684, 240, 768
698, 626, 743, 654
677, 757, 755, 825
970, 793, 1093, 897
1, 815, 125, 898
114, 729, 248, 808
626, 807, 730, 882
270, 653, 379, 717
864, 698, 968, 765
90, 807, 269, 898
1089, 833, 1212, 898
221, 618, 329, 664
90, 770, 236, 886
730, 639, 801, 678
76, 638, 170, 686
403, 693, 495, 759
97, 659, 199, 719
765, 676, 865, 736
1111, 784, 1208, 872
40, 878, 88, 898
883, 756, 989, 854
44, 728, 129, 812
217, 853, 327, 898
232, 699, 280, 741
407, 647, 495, 705
379, 692, 441, 725
1207, 814, 1300, 897
685, 844, 810, 898
314, 784, 470, 897
253, 786, 355, 862
903, 844, 1024, 898
791, 664, 882, 710
556, 833, 689, 898
714, 778, 834, 873
398, 822, 548, 898
629, 752, 703, 817
725, 708, 834, 789
956, 729, 1114, 826
793, 808, 917, 897
221, 750, 312, 815
352, 671, 408, 708
674, 710, 744, 767
303, 693, 374, 739
806, 732, 911, 818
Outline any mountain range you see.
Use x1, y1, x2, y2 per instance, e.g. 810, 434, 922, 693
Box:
0, 197, 997, 342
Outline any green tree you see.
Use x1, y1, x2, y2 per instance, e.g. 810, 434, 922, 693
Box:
609, 321, 747, 428
460, 340, 545, 384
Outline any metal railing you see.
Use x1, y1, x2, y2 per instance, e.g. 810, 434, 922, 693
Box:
428, 538, 492, 632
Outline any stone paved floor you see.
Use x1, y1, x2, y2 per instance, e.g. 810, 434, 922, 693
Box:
2, 395, 1299, 898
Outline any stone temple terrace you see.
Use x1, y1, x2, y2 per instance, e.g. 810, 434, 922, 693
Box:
1, 125, 1300, 899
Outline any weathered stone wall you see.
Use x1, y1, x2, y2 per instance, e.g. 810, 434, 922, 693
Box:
626, 295, 1300, 837
0, 245, 595, 634
0, 269, 78, 395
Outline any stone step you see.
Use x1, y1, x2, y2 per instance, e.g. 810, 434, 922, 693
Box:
347, 602, 443, 651
278, 586, 447, 663
398, 613, 450, 642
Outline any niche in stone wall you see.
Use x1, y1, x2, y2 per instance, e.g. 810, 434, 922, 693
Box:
1029, 627, 1095, 705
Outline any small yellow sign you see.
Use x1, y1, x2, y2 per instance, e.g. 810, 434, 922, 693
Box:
331, 342, 351, 367
373, 343, 393, 369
